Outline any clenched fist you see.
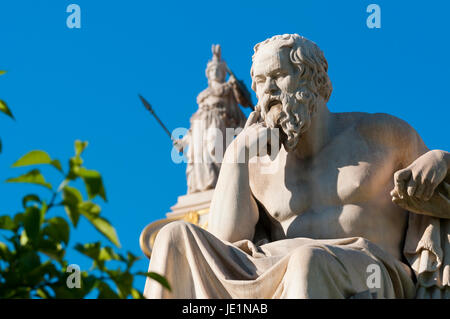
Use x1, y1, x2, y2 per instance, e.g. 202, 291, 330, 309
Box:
391, 150, 448, 202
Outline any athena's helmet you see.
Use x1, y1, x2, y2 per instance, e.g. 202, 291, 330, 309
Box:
206, 44, 227, 82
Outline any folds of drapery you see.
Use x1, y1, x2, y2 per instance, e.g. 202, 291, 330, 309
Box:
404, 214, 450, 298
145, 183, 449, 299
401, 180, 450, 299
144, 221, 416, 299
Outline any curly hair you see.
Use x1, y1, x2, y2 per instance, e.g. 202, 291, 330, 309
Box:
250, 34, 333, 102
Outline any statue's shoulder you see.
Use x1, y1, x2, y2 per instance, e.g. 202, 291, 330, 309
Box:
354, 112, 416, 136
350, 112, 425, 153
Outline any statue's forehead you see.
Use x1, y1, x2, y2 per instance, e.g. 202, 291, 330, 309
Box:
253, 45, 289, 75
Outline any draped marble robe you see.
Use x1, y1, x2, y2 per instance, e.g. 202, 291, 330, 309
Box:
143, 182, 449, 299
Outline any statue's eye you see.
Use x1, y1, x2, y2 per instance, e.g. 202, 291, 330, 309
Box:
273, 71, 286, 79
255, 76, 265, 84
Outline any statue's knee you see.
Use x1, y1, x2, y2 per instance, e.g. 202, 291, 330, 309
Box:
289, 245, 331, 270
155, 220, 191, 248
287, 245, 336, 295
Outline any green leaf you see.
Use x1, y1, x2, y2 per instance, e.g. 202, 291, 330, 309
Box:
126, 252, 140, 269
13, 212, 25, 225
77, 168, 107, 201
24, 261, 56, 289
75, 140, 88, 157
36, 287, 51, 299
97, 281, 119, 299
78, 201, 101, 215
62, 186, 82, 227
38, 238, 65, 261
138, 272, 171, 291
17, 251, 40, 273
20, 229, 29, 245
40, 201, 48, 220
0, 215, 15, 230
131, 288, 143, 299
148, 272, 172, 292
44, 217, 70, 245
11, 150, 63, 172
98, 246, 120, 261
0, 70, 6, 76
69, 157, 83, 170
22, 194, 41, 208
0, 99, 14, 119
6, 169, 52, 190
80, 211, 120, 247
81, 274, 97, 297
67, 159, 80, 180
52, 272, 95, 299
12, 150, 51, 167
74, 242, 101, 260
52, 285, 78, 299
51, 159, 63, 172
75, 243, 120, 271
0, 241, 11, 260
110, 271, 133, 298
24, 206, 43, 241
67, 140, 88, 181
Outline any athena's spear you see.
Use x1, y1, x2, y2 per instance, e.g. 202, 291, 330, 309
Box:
138, 94, 174, 142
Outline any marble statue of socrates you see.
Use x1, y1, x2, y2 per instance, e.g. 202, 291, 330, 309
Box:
146, 34, 450, 299
174, 45, 252, 194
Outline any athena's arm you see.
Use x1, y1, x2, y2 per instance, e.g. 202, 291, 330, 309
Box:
228, 75, 253, 108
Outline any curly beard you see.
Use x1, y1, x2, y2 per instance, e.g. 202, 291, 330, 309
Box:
259, 87, 317, 152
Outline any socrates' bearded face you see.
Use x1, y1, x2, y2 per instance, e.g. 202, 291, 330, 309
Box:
252, 45, 317, 152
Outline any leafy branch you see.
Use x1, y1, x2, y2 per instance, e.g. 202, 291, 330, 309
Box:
0, 71, 170, 298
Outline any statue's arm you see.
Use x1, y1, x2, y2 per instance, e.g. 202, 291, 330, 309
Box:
181, 128, 191, 146
173, 128, 191, 153
228, 75, 252, 108
208, 110, 276, 242
208, 142, 260, 242
389, 116, 450, 218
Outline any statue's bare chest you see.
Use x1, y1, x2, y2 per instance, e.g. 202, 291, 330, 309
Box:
250, 131, 397, 222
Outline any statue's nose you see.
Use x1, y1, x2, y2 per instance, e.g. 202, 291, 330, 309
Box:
263, 78, 278, 95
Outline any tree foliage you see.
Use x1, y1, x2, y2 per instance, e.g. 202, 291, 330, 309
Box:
0, 72, 170, 298
0, 70, 14, 153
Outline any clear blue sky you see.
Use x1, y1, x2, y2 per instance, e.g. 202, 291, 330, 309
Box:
0, 0, 449, 294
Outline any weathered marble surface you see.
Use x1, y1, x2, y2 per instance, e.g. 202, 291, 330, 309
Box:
145, 34, 449, 299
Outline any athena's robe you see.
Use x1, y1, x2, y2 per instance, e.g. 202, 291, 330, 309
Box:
183, 82, 247, 194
